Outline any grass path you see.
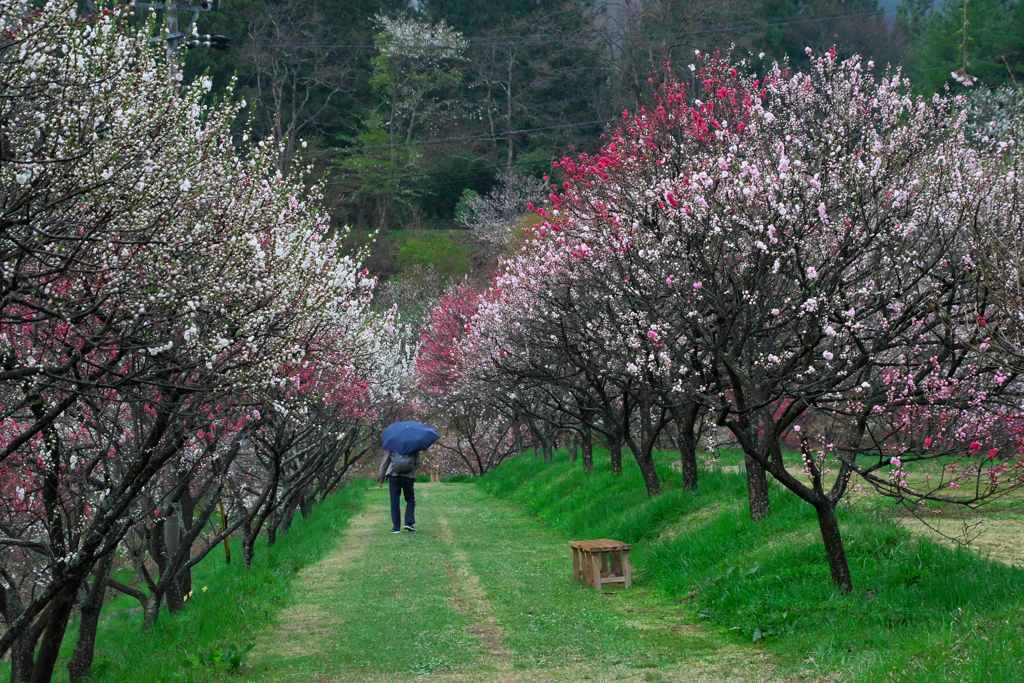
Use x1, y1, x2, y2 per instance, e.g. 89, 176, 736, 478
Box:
244, 483, 778, 682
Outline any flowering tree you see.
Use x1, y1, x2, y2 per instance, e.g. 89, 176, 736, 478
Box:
460, 49, 1024, 592
0, 3, 402, 679
457, 169, 548, 247
414, 282, 522, 476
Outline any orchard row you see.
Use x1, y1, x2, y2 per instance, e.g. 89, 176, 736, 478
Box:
1, 3, 413, 681
418, 48, 1024, 594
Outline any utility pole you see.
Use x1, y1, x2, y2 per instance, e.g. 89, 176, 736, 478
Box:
166, 0, 179, 79
134, 0, 230, 81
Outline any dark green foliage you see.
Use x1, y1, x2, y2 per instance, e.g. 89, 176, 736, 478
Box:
442, 473, 476, 483
908, 0, 1024, 93
183, 641, 255, 673
416, 153, 496, 220
478, 452, 1024, 681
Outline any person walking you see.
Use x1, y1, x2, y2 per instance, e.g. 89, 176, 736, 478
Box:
377, 449, 420, 533
378, 421, 439, 534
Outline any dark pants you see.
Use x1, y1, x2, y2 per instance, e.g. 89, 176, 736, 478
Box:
388, 476, 415, 530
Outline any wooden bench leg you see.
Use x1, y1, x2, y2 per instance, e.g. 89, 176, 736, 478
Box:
623, 549, 632, 588
571, 547, 581, 581
590, 552, 603, 589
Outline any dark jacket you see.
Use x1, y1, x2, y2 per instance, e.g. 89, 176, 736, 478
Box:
377, 452, 419, 482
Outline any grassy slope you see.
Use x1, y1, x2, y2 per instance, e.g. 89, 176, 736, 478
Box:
477, 451, 1024, 682
46, 480, 369, 682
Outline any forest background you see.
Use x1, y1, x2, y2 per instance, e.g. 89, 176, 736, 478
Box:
176, 0, 1024, 313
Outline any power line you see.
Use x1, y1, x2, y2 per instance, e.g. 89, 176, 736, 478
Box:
247, 10, 887, 52
332, 118, 612, 158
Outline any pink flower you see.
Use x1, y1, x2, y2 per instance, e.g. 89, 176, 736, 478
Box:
969, 441, 982, 454
664, 191, 680, 208
948, 481, 961, 489
923, 436, 933, 449
987, 448, 999, 460
665, 275, 675, 287
692, 281, 703, 290
890, 456, 902, 468
977, 315, 988, 328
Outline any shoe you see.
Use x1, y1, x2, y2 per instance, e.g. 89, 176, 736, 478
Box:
391, 529, 400, 534
404, 524, 416, 532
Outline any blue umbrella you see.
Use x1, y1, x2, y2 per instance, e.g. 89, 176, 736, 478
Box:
382, 421, 440, 455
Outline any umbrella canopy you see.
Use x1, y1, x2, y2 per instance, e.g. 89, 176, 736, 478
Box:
382, 421, 440, 456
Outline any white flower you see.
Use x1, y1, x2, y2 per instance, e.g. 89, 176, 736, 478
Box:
817, 202, 829, 224
822, 350, 834, 361
824, 325, 836, 337
180, 178, 192, 192
200, 76, 213, 91
15, 169, 32, 185
806, 266, 818, 280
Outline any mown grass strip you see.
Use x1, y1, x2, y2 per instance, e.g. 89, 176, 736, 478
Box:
477, 451, 1024, 682
49, 480, 370, 683
249, 488, 485, 679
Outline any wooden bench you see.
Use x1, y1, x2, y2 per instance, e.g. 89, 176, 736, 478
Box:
569, 539, 632, 590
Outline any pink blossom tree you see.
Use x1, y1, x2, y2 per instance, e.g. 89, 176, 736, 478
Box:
461, 50, 1024, 592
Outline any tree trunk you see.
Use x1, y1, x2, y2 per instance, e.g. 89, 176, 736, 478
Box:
609, 437, 623, 475
163, 502, 186, 614
267, 517, 278, 547
815, 501, 853, 593
143, 592, 163, 630
10, 632, 36, 683
677, 413, 699, 491
29, 586, 76, 683
68, 554, 114, 683
626, 431, 662, 497
219, 498, 232, 564
164, 575, 186, 614
744, 453, 771, 521
581, 426, 593, 473
242, 520, 256, 569
635, 451, 661, 496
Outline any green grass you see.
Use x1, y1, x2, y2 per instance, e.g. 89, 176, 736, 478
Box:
391, 229, 473, 279
435, 484, 713, 671
477, 451, 1024, 682
248, 488, 485, 679
247, 482, 760, 681
48, 480, 370, 683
